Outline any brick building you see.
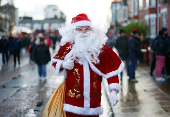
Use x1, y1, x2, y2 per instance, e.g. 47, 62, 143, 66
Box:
127, 0, 170, 39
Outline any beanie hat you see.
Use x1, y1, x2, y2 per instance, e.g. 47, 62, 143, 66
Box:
161, 27, 167, 32
119, 29, 125, 34
71, 13, 92, 27
132, 29, 138, 34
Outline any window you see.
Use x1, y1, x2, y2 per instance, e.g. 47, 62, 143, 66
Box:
150, 18, 156, 36
150, 0, 156, 7
145, 19, 149, 26
162, 13, 167, 27
43, 23, 49, 30
145, 0, 149, 9
139, 0, 143, 10
134, 0, 138, 15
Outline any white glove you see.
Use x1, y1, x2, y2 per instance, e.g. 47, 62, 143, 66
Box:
148, 47, 151, 51
109, 91, 119, 106
62, 57, 74, 70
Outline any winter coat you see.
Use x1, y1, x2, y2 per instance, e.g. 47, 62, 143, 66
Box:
0, 39, 3, 53
11, 38, 22, 50
2, 39, 10, 52
33, 39, 51, 65
115, 36, 129, 58
154, 35, 167, 56
128, 35, 141, 59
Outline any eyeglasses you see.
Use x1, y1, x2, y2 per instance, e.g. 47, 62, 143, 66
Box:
76, 27, 92, 32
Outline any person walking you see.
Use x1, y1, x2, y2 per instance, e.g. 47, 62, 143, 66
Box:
115, 29, 129, 81
154, 30, 167, 81
8, 33, 14, 58
1, 35, 9, 66
128, 29, 142, 83
161, 27, 170, 78
33, 37, 51, 81
43, 13, 124, 117
11, 34, 22, 67
106, 32, 116, 49
148, 38, 156, 77
0, 37, 3, 70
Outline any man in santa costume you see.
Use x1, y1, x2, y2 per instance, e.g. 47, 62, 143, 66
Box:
51, 13, 124, 117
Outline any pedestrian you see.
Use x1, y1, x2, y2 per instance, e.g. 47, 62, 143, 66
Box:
0, 37, 3, 71
8, 33, 14, 58
56, 30, 62, 43
43, 13, 124, 117
115, 29, 129, 81
154, 30, 167, 81
28, 37, 35, 62
106, 31, 116, 49
33, 37, 51, 81
11, 34, 22, 67
128, 29, 142, 83
1, 35, 10, 66
148, 38, 156, 77
161, 27, 170, 78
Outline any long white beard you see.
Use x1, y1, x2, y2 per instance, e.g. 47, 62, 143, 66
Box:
72, 31, 103, 65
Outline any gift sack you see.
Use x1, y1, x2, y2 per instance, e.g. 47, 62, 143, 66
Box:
42, 80, 66, 117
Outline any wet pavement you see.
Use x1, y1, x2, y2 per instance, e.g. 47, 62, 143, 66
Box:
0, 46, 170, 117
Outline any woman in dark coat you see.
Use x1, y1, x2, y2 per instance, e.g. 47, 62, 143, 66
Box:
33, 37, 51, 80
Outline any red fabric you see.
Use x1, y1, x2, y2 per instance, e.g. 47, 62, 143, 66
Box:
52, 43, 121, 114
45, 37, 52, 47
52, 43, 72, 68
67, 112, 99, 117
71, 13, 91, 24
132, 29, 138, 33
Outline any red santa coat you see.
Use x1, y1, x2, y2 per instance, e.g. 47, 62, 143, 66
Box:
51, 42, 124, 116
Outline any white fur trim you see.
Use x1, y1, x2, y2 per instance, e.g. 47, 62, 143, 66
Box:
108, 83, 120, 93
86, 56, 124, 79
83, 58, 90, 108
51, 59, 66, 75
74, 20, 92, 27
63, 104, 103, 115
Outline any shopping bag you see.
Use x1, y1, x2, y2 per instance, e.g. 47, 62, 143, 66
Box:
42, 80, 66, 117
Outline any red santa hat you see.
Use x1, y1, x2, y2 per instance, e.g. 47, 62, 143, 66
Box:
71, 13, 92, 27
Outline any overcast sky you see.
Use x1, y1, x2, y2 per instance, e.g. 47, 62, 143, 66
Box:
2, 0, 112, 28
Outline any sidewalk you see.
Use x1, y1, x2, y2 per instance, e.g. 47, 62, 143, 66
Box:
103, 63, 170, 117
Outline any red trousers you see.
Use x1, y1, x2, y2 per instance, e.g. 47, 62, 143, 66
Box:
67, 112, 99, 117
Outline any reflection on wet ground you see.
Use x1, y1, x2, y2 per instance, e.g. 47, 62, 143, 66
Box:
111, 63, 170, 117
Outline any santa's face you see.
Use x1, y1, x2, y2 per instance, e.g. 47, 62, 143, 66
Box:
76, 26, 92, 33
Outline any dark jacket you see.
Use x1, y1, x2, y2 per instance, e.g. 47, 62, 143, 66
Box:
128, 35, 142, 59
33, 41, 51, 65
0, 39, 3, 53
11, 38, 22, 50
154, 35, 167, 56
2, 39, 10, 52
115, 36, 129, 58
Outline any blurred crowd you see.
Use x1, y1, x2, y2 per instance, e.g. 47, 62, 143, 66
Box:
0, 30, 62, 71
106, 26, 170, 83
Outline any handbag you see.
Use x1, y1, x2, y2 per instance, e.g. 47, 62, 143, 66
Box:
42, 80, 66, 117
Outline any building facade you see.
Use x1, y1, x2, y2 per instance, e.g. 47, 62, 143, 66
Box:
44, 5, 65, 19
19, 16, 65, 32
111, 0, 129, 27
127, 0, 170, 39
0, 3, 18, 34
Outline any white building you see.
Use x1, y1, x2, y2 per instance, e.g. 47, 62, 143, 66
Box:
44, 5, 61, 19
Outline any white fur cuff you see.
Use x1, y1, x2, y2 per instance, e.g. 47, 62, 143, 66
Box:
108, 83, 120, 93
63, 104, 103, 115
